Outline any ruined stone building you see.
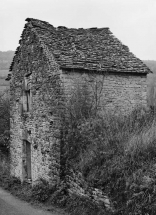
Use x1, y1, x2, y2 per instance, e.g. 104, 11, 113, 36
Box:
8, 18, 151, 184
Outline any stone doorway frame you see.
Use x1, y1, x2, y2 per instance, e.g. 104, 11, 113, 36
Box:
22, 140, 32, 182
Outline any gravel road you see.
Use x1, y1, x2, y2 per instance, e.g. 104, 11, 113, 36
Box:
0, 187, 64, 215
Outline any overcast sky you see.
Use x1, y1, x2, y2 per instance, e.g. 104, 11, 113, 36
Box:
0, 0, 156, 60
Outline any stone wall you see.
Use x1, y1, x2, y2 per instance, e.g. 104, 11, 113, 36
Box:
61, 70, 147, 115
66, 170, 114, 212
10, 27, 63, 184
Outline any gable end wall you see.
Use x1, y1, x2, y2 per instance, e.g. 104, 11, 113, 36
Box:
10, 30, 62, 184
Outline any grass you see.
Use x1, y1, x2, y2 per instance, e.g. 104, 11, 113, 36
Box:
72, 107, 156, 214
125, 121, 156, 153
65, 194, 109, 215
61, 100, 156, 214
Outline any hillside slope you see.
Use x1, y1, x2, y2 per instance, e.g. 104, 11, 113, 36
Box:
0, 51, 14, 91
144, 60, 156, 74
0, 51, 14, 70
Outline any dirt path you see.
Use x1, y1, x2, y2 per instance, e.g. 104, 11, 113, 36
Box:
0, 187, 67, 215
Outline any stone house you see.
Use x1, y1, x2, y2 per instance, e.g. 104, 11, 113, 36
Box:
8, 18, 151, 184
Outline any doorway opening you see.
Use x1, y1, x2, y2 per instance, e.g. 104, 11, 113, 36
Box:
22, 140, 32, 181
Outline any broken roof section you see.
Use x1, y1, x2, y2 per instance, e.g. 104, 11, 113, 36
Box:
9, 18, 151, 75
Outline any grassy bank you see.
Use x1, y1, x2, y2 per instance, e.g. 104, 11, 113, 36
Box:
72, 108, 156, 214
60, 104, 156, 214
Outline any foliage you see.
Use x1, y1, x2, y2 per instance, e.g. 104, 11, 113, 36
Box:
0, 153, 10, 188
61, 79, 153, 168
61, 80, 103, 169
0, 154, 24, 194
0, 90, 10, 153
49, 182, 68, 206
74, 110, 156, 214
66, 193, 108, 215
31, 178, 53, 202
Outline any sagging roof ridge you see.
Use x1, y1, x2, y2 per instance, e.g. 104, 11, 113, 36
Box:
26, 18, 152, 74
26, 17, 110, 33
9, 18, 111, 73
8, 17, 152, 78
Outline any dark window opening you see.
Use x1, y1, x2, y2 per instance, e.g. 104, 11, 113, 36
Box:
22, 76, 32, 113
26, 89, 31, 112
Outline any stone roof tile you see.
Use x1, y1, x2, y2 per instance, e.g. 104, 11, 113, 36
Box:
10, 18, 152, 74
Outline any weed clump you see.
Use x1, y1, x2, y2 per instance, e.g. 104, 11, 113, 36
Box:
31, 178, 53, 202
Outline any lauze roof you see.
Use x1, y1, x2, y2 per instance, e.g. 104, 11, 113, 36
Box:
9, 18, 151, 75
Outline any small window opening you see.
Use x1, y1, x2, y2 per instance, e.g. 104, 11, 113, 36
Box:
22, 75, 32, 113
26, 89, 31, 112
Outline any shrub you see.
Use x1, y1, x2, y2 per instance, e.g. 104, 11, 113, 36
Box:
31, 178, 53, 202
0, 90, 10, 153
49, 182, 68, 206
66, 194, 109, 215
0, 152, 10, 187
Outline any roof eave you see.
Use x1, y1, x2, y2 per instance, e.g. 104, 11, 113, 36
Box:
60, 66, 150, 75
